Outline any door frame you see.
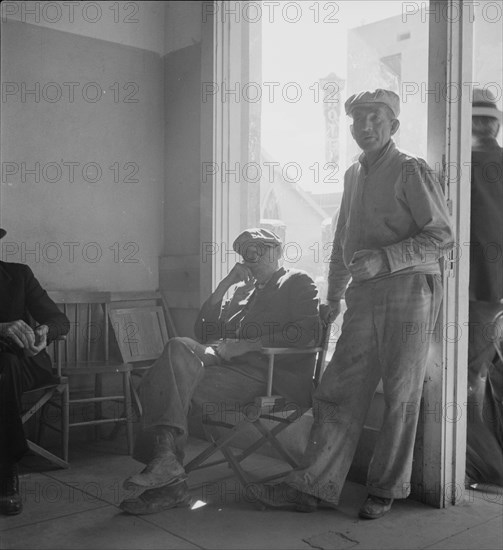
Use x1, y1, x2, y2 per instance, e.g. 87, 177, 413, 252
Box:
201, 0, 473, 507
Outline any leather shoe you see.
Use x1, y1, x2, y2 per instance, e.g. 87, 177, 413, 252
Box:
123, 454, 186, 490
249, 482, 319, 512
124, 429, 186, 490
120, 481, 194, 515
359, 495, 393, 519
0, 465, 22, 516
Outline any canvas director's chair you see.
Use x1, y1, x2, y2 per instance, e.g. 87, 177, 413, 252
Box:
185, 305, 333, 498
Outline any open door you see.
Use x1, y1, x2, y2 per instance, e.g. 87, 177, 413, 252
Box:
201, 0, 475, 507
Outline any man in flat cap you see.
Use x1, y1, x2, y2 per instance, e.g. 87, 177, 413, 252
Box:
0, 228, 70, 515
465, 88, 503, 486
120, 227, 321, 514
253, 89, 454, 518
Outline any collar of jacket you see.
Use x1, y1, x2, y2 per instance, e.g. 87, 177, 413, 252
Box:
0, 261, 13, 284
358, 139, 396, 174
254, 266, 285, 291
472, 137, 501, 153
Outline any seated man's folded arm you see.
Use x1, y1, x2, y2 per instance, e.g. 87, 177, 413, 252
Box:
194, 297, 226, 344
194, 295, 243, 344
24, 265, 70, 342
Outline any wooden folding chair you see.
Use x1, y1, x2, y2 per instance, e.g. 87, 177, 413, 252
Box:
45, 291, 135, 455
185, 310, 333, 496
108, 302, 170, 418
108, 291, 175, 412
21, 336, 69, 469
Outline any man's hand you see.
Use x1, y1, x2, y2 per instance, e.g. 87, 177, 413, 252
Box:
348, 249, 388, 282
322, 300, 341, 324
216, 339, 262, 361
0, 320, 36, 350
29, 325, 49, 356
0, 321, 48, 357
222, 263, 254, 287
210, 263, 255, 305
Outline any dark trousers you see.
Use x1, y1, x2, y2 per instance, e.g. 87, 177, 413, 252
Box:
466, 301, 503, 485
0, 351, 53, 464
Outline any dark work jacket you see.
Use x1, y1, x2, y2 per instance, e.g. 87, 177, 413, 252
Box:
194, 267, 321, 408
0, 261, 70, 370
467, 141, 503, 485
470, 142, 503, 302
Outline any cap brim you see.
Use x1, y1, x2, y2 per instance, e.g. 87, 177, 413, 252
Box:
472, 106, 503, 121
346, 101, 398, 118
235, 240, 279, 255
0, 229, 6, 240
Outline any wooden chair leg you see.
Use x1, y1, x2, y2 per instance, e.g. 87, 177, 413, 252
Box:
62, 384, 69, 462
107, 373, 142, 443
123, 372, 134, 455
130, 377, 143, 417
94, 374, 103, 440
36, 403, 46, 445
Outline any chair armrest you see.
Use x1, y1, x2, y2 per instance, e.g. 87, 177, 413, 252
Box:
261, 346, 322, 356
50, 335, 67, 377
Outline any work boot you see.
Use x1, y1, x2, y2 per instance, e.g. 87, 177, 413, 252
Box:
0, 463, 22, 516
359, 495, 394, 519
123, 427, 186, 490
120, 480, 194, 515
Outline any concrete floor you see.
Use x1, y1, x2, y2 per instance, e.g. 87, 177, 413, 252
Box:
1, 437, 502, 550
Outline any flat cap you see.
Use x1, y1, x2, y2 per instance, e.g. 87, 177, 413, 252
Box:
345, 89, 400, 118
0, 228, 6, 240
472, 88, 502, 122
232, 228, 282, 255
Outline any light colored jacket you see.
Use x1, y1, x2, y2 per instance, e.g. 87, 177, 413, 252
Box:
327, 140, 454, 300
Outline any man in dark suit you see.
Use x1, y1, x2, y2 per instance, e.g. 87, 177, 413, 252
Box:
0, 227, 70, 515
466, 89, 503, 486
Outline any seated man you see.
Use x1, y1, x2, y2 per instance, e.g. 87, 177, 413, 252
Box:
0, 227, 70, 516
120, 228, 321, 515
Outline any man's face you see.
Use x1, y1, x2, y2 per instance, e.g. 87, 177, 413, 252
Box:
240, 242, 279, 280
350, 104, 399, 154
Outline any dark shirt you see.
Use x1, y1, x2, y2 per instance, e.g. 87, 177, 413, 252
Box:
470, 141, 503, 302
194, 267, 321, 407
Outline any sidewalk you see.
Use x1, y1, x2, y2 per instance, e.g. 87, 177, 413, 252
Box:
1, 438, 501, 550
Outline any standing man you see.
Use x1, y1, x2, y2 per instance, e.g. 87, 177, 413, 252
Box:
466, 88, 503, 486
253, 89, 454, 519
0, 227, 70, 515
469, 88, 503, 303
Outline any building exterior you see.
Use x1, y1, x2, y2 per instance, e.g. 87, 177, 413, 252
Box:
259, 150, 331, 286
